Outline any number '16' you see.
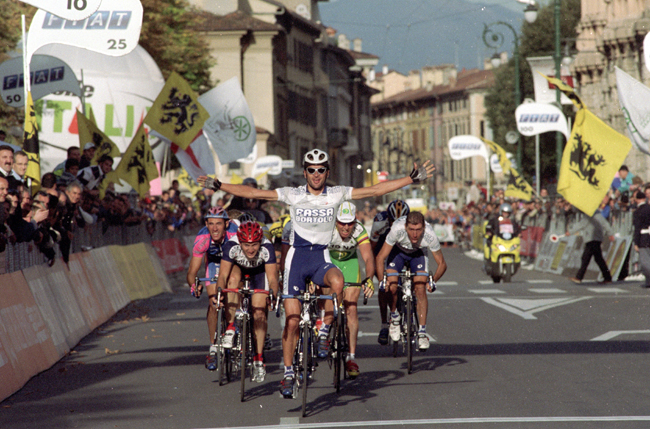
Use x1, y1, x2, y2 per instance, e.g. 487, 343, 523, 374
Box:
67, 0, 87, 10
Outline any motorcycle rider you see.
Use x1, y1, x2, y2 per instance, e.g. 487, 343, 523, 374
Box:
486, 202, 521, 243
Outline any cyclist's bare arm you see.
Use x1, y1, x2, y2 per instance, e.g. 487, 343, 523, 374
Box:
429, 249, 447, 292
375, 241, 394, 284
358, 241, 375, 298
265, 262, 280, 301
187, 255, 203, 288
350, 161, 435, 200
214, 259, 234, 307
197, 176, 278, 201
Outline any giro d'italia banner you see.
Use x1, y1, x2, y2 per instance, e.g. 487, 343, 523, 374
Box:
527, 56, 574, 105
19, 0, 103, 21
26, 0, 143, 64
515, 101, 569, 140
0, 55, 81, 108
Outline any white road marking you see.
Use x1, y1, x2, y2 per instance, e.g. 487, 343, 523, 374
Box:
436, 281, 458, 286
591, 330, 650, 341
528, 288, 567, 294
586, 287, 628, 293
469, 289, 505, 294
481, 296, 592, 320
212, 415, 650, 429
478, 280, 495, 285
526, 279, 553, 284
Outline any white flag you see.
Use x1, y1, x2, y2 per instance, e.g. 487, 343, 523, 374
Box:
26, 0, 143, 65
150, 130, 216, 182
615, 66, 650, 156
198, 77, 256, 164
19, 0, 102, 21
448, 135, 488, 161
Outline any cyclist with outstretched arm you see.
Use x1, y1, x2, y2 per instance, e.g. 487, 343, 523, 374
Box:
199, 149, 435, 398
375, 211, 447, 351
215, 221, 279, 382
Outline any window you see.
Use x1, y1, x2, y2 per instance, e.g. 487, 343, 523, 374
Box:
294, 41, 314, 74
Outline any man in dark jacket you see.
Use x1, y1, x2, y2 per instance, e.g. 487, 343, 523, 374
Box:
633, 190, 650, 288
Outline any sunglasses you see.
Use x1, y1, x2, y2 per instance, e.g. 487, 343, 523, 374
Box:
306, 167, 327, 175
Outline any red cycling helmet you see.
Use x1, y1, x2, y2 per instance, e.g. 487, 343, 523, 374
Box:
237, 221, 264, 243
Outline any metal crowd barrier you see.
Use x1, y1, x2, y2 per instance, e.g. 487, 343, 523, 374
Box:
1, 221, 194, 275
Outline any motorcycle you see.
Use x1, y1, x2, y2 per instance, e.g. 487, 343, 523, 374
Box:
483, 227, 524, 283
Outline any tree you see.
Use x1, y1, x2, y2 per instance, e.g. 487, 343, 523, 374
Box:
139, 0, 213, 93
484, 0, 581, 188
0, 2, 36, 141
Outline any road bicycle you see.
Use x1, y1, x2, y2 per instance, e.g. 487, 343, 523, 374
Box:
383, 268, 435, 374
329, 280, 369, 393
276, 286, 338, 417
198, 275, 272, 401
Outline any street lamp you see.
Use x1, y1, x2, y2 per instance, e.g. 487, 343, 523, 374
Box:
554, 0, 562, 175
482, 21, 522, 170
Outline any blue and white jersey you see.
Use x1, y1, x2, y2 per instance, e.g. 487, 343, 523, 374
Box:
385, 216, 441, 254
222, 235, 276, 269
276, 185, 353, 248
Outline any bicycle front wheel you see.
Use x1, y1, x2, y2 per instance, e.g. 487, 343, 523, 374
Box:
333, 310, 343, 393
301, 323, 310, 417
216, 307, 226, 385
240, 317, 249, 402
406, 295, 414, 374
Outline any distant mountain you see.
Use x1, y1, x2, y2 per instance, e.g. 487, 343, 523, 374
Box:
319, 0, 523, 73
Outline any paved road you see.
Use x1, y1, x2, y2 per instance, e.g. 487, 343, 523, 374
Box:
2, 248, 650, 429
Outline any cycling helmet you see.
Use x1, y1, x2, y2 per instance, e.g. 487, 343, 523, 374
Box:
239, 211, 257, 223
237, 221, 264, 243
303, 149, 329, 165
205, 206, 229, 219
387, 200, 410, 221
337, 201, 356, 223
499, 203, 513, 215
242, 177, 258, 187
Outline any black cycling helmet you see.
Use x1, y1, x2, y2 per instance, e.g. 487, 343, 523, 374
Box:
387, 200, 410, 222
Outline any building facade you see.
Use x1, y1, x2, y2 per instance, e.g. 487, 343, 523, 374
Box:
573, 0, 650, 176
371, 67, 494, 207
190, 0, 376, 189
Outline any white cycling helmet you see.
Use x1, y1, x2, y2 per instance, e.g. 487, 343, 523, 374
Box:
303, 149, 329, 166
337, 201, 356, 223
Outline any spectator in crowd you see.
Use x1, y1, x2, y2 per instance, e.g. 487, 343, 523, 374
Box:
0, 176, 8, 252
566, 206, 615, 284
41, 173, 58, 194
0, 130, 6, 142
77, 154, 113, 194
611, 165, 633, 197
78, 142, 96, 169
11, 151, 28, 187
0, 145, 20, 190
53, 146, 82, 177
57, 158, 80, 189
633, 190, 650, 288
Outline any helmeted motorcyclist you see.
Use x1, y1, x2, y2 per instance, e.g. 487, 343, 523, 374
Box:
486, 202, 521, 241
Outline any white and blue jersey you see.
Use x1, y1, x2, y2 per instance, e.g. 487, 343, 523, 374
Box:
275, 185, 352, 295
384, 217, 441, 275
276, 185, 353, 249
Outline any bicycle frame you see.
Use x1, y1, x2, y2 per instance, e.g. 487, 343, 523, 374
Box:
276, 290, 338, 417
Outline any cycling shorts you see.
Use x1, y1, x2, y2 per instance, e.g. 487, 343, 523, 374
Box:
332, 256, 361, 284
240, 265, 270, 291
385, 247, 429, 274
283, 246, 339, 296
